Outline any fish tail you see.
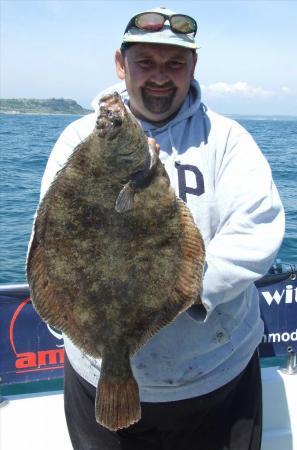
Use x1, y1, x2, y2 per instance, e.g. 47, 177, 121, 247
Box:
96, 374, 140, 430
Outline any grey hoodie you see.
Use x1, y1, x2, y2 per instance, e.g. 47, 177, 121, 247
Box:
35, 80, 285, 401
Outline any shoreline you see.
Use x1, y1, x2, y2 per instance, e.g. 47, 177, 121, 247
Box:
0, 111, 93, 116
1, 111, 296, 120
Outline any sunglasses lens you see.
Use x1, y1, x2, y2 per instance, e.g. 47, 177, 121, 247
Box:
171, 15, 197, 34
135, 13, 164, 31
130, 12, 197, 35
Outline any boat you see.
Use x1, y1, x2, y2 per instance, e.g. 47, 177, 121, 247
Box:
0, 262, 296, 450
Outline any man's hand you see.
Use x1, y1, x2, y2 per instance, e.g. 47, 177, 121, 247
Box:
148, 137, 160, 156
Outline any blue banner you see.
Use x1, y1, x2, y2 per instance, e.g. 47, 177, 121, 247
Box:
256, 270, 297, 357
0, 285, 64, 386
0, 270, 296, 386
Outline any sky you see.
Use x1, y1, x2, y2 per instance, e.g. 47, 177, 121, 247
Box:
1, 0, 297, 115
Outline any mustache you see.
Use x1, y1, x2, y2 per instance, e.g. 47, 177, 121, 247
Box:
143, 81, 176, 90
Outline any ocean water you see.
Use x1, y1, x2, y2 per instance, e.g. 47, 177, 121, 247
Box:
0, 114, 296, 284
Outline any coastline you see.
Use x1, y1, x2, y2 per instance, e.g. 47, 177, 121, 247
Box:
0, 98, 93, 116
1, 111, 296, 120
0, 111, 92, 116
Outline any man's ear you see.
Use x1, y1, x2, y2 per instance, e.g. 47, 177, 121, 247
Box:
115, 49, 125, 80
192, 52, 198, 78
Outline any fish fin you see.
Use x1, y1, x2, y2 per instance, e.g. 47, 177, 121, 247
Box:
27, 212, 72, 333
96, 375, 140, 430
173, 198, 205, 304
115, 181, 135, 213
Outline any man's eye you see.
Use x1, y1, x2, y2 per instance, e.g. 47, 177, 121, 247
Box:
137, 60, 152, 68
169, 61, 184, 69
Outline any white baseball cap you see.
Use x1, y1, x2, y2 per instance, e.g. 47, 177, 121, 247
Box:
122, 7, 198, 50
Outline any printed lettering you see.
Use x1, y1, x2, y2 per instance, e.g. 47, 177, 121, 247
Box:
266, 332, 280, 342
283, 284, 297, 303
15, 352, 37, 369
15, 349, 64, 370
261, 289, 284, 305
262, 329, 297, 343
38, 349, 64, 366
261, 285, 297, 305
175, 163, 205, 202
291, 330, 297, 341
286, 285, 293, 303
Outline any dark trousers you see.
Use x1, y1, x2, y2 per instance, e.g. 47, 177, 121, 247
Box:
64, 351, 262, 450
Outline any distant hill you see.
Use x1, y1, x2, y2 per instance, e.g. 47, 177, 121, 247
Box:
0, 98, 93, 115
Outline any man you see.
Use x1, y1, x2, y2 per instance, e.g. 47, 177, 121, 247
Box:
38, 7, 285, 450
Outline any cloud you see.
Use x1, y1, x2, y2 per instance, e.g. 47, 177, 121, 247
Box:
201, 81, 275, 99
281, 86, 291, 94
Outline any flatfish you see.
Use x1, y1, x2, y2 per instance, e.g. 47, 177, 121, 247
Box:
26, 92, 205, 430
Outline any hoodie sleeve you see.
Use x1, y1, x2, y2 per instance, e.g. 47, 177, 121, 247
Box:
39, 113, 96, 200
201, 120, 285, 319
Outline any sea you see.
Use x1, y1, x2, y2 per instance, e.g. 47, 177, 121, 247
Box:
0, 113, 296, 284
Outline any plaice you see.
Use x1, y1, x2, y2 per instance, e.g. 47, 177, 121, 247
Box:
26, 92, 205, 430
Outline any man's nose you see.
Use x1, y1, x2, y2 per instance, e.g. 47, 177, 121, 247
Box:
150, 66, 170, 84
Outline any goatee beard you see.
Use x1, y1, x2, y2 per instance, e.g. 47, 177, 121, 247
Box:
142, 84, 176, 114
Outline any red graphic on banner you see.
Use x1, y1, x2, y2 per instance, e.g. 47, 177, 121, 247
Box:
9, 297, 64, 374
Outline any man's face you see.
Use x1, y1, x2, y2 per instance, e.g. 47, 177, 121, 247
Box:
115, 44, 197, 124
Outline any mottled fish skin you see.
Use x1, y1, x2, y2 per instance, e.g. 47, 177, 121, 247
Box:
26, 92, 205, 431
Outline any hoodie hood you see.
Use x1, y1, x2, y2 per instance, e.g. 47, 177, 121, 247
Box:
91, 79, 208, 161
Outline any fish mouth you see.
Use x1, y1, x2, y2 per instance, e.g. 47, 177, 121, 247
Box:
96, 92, 125, 139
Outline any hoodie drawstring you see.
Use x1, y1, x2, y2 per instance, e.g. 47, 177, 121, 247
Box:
201, 102, 209, 145
168, 125, 178, 160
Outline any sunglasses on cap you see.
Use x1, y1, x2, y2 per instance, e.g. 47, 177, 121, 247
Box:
125, 12, 197, 36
